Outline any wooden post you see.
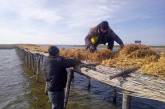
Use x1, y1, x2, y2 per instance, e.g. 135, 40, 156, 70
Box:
64, 69, 74, 109
39, 55, 44, 74
33, 55, 36, 74
122, 92, 131, 109
71, 72, 74, 82
31, 54, 35, 73
24, 53, 27, 66
29, 53, 32, 70
30, 53, 33, 71
34, 54, 37, 74
36, 55, 40, 81
27, 53, 30, 69
112, 87, 117, 104
87, 78, 91, 90
38, 55, 41, 71
29, 53, 32, 69
25, 52, 28, 67
28, 53, 30, 69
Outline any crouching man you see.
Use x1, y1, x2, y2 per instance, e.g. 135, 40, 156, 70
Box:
85, 21, 124, 52
43, 46, 80, 109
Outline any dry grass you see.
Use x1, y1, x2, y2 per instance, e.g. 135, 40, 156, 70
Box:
140, 53, 165, 78
102, 44, 159, 68
18, 45, 112, 62
18, 44, 165, 78
102, 56, 158, 69
117, 44, 159, 58
102, 44, 165, 78
18, 44, 49, 53
60, 48, 112, 62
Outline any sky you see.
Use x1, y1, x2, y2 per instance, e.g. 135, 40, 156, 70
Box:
0, 0, 165, 45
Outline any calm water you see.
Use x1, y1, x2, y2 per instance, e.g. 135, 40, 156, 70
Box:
0, 49, 29, 109
0, 49, 165, 109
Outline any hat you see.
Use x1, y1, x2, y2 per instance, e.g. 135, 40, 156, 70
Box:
99, 21, 109, 30
48, 46, 59, 56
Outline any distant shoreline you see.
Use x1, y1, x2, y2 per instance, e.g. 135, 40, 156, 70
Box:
0, 44, 16, 49
0, 44, 165, 49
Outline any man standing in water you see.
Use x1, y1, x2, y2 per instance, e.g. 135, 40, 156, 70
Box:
43, 46, 79, 109
85, 21, 124, 52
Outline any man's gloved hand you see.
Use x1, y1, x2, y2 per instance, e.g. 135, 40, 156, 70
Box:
89, 44, 96, 53
119, 44, 124, 50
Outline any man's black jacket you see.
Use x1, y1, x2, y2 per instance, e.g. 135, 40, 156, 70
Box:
43, 56, 77, 91
85, 26, 124, 49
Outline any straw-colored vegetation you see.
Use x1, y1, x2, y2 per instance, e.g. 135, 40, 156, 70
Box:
18, 44, 165, 78
60, 48, 112, 62
18, 44, 48, 53
102, 44, 165, 78
140, 53, 165, 78
102, 44, 159, 68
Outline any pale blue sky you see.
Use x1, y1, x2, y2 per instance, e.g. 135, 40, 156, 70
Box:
0, 0, 164, 45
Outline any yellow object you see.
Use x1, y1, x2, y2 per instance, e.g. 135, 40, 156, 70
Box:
91, 36, 98, 44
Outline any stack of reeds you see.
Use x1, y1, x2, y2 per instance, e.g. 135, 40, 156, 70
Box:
140, 53, 165, 78
60, 48, 112, 62
102, 44, 159, 68
101, 44, 165, 78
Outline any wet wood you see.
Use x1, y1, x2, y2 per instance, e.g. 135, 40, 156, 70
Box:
122, 92, 131, 109
27, 53, 30, 68
112, 87, 117, 104
88, 77, 91, 90
35, 56, 39, 81
64, 69, 74, 109
109, 66, 139, 80
24, 53, 27, 66
76, 66, 165, 102
31, 54, 35, 73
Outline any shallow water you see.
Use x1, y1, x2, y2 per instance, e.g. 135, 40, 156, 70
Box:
0, 49, 165, 109
0, 49, 29, 109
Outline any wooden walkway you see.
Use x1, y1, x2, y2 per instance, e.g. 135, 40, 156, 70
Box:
16, 46, 165, 109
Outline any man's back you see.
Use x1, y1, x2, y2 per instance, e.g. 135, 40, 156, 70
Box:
43, 56, 77, 91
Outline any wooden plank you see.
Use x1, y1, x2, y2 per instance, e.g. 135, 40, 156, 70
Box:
109, 66, 139, 80
122, 92, 131, 109
75, 66, 165, 102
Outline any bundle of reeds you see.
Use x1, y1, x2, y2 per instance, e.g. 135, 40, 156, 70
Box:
102, 44, 158, 67
60, 48, 88, 60
60, 48, 112, 62
118, 44, 159, 58
140, 53, 165, 79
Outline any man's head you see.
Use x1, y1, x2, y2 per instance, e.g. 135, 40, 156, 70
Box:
48, 46, 59, 56
99, 21, 109, 33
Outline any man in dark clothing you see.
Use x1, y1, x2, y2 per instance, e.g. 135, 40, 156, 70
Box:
85, 21, 124, 52
43, 46, 79, 109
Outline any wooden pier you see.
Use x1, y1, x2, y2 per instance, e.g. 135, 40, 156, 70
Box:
16, 46, 165, 109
